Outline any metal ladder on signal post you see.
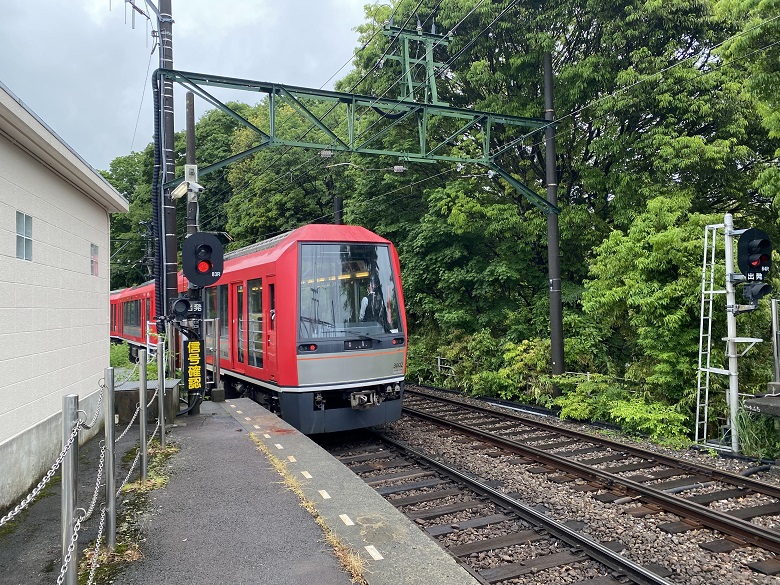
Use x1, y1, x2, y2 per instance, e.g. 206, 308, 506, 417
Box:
697, 217, 764, 453
696, 223, 728, 446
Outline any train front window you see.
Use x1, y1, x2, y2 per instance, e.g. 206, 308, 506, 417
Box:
298, 243, 403, 339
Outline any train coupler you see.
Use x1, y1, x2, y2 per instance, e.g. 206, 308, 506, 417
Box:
350, 390, 380, 409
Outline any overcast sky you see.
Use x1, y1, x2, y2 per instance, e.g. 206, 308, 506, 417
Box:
0, 0, 370, 171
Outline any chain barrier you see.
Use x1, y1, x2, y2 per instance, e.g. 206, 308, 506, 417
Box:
0, 419, 82, 528
56, 507, 84, 585
77, 387, 104, 431
112, 362, 139, 388
116, 403, 141, 443
6, 363, 168, 582
115, 387, 159, 444
86, 508, 107, 585
81, 443, 106, 522
116, 417, 162, 497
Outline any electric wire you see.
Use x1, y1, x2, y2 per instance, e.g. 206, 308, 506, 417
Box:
130, 40, 158, 154
489, 35, 780, 171
206, 0, 486, 213
489, 11, 780, 160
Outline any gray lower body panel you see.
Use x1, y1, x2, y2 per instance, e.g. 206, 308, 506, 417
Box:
279, 392, 404, 434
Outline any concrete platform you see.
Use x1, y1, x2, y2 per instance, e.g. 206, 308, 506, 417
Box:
118, 398, 480, 585
222, 398, 481, 585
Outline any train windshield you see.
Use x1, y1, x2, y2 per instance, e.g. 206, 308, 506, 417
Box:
298, 243, 403, 339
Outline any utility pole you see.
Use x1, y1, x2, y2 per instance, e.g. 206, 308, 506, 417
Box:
159, 0, 177, 323
544, 52, 564, 394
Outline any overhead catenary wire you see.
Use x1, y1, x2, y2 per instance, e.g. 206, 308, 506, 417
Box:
209, 0, 488, 210
489, 11, 780, 160
189, 1, 479, 228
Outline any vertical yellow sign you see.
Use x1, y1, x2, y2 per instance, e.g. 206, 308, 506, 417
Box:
184, 339, 203, 391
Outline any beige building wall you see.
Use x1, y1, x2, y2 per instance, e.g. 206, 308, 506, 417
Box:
0, 83, 128, 509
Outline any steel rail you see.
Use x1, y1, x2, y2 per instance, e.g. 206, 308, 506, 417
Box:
406, 388, 780, 499
373, 432, 675, 585
403, 402, 780, 555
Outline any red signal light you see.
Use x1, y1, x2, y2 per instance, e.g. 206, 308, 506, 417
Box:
196, 260, 211, 273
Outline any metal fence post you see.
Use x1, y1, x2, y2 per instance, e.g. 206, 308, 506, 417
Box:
104, 368, 116, 551
61, 394, 79, 585
158, 340, 166, 448
139, 349, 148, 482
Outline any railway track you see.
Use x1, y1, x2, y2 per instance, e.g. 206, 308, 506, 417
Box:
400, 387, 780, 577
328, 434, 675, 585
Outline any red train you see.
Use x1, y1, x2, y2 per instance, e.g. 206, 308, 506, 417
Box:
110, 223, 407, 433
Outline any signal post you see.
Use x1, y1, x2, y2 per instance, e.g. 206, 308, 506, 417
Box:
723, 214, 773, 452
172, 107, 224, 412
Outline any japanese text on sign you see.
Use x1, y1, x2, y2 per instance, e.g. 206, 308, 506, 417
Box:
185, 339, 203, 391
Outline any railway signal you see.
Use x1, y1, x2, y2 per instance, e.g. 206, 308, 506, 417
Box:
182, 232, 223, 288
737, 228, 772, 307
170, 295, 204, 322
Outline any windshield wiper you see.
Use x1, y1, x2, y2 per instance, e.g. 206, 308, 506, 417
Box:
344, 329, 381, 342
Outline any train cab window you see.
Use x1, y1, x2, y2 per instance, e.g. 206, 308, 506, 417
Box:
217, 285, 229, 360
248, 279, 263, 368
298, 243, 403, 339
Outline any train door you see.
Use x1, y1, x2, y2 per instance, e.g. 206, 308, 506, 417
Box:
266, 276, 277, 380
230, 281, 246, 375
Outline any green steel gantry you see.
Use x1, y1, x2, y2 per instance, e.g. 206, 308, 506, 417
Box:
159, 23, 557, 214
161, 67, 557, 214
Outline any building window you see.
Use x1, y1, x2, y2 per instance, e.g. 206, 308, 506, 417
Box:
90, 243, 99, 276
16, 211, 32, 261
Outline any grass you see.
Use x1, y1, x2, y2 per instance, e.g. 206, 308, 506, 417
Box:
249, 433, 368, 585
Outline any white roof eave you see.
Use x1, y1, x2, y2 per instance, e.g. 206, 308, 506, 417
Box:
0, 82, 129, 213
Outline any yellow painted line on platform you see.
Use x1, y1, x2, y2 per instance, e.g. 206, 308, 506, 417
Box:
301, 471, 312, 479
287, 456, 297, 462
339, 514, 354, 526
318, 490, 331, 500
275, 443, 284, 450
365, 545, 383, 560
230, 404, 236, 408
244, 417, 252, 421
236, 410, 243, 414
253, 425, 261, 429
263, 434, 271, 438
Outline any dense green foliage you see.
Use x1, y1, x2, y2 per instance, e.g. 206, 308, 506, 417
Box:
105, 0, 780, 446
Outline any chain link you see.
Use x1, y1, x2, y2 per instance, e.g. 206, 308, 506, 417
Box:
117, 449, 141, 497
116, 418, 163, 497
116, 403, 141, 442
81, 443, 106, 522
0, 420, 82, 527
146, 388, 159, 408
56, 510, 84, 585
79, 386, 105, 430
86, 507, 107, 585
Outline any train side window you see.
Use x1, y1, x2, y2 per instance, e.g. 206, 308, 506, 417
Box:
269, 284, 275, 331
145, 298, 151, 332
248, 279, 263, 368
237, 285, 245, 364
217, 285, 229, 360
205, 287, 217, 320
123, 299, 141, 337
